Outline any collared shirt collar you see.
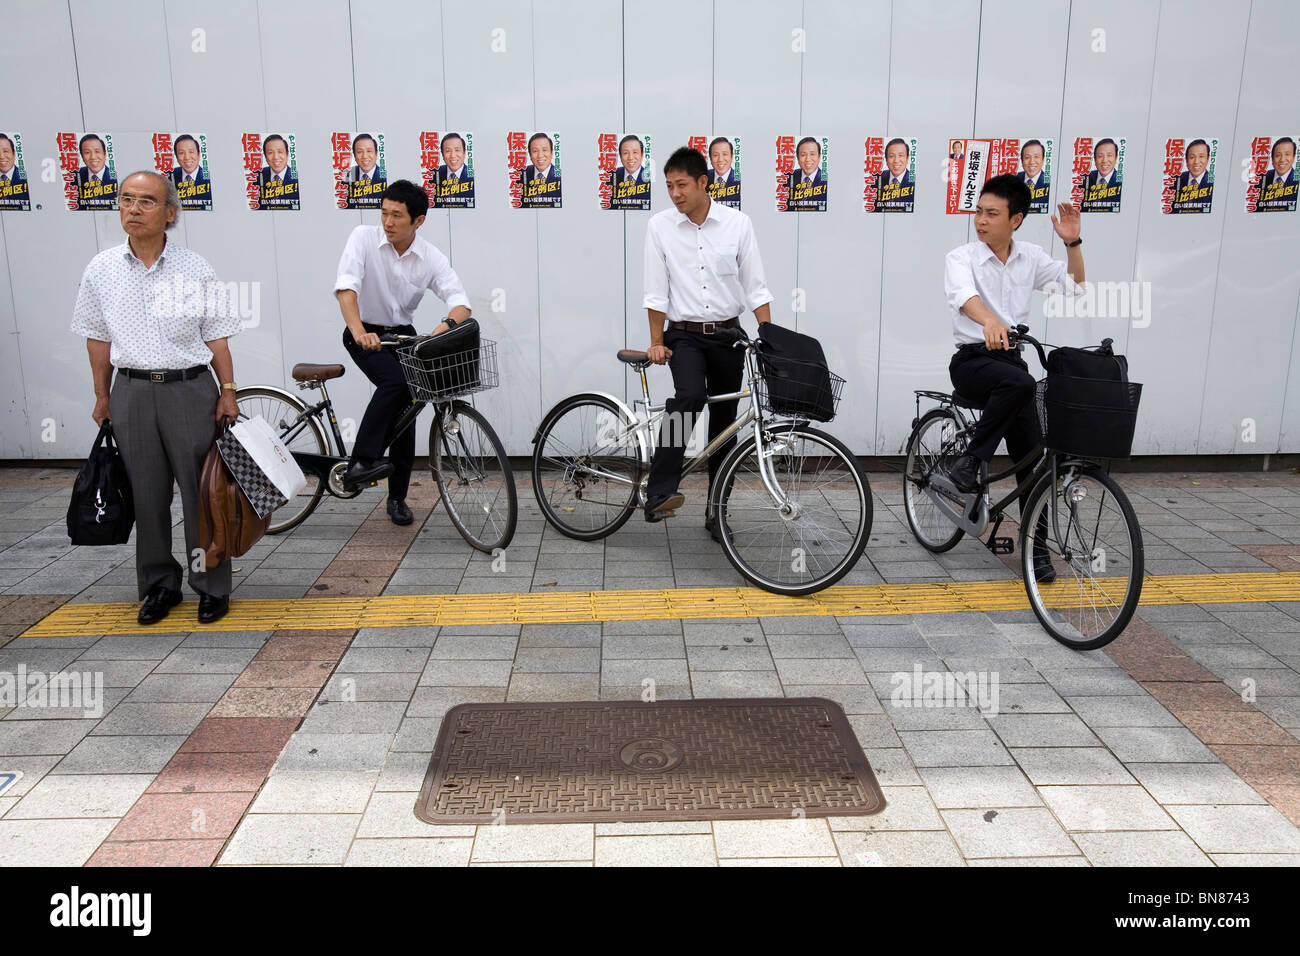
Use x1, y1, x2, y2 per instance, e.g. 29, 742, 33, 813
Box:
378, 228, 427, 261
976, 238, 1023, 265
121, 234, 170, 271
674, 197, 722, 227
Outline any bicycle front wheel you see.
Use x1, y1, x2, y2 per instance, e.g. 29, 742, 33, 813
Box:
903, 407, 966, 553
234, 386, 327, 534
430, 401, 517, 553
714, 425, 872, 596
532, 394, 643, 540
1020, 463, 1144, 650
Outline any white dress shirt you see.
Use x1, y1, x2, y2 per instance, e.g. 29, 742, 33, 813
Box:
643, 199, 772, 322
334, 224, 471, 327
71, 238, 243, 369
944, 240, 1079, 346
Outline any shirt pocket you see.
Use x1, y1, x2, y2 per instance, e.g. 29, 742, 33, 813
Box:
393, 271, 426, 312
711, 243, 739, 276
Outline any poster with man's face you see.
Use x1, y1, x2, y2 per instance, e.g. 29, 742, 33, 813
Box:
777, 135, 828, 212
864, 136, 915, 213
1247, 135, 1298, 213
508, 131, 561, 208
419, 132, 474, 209
243, 132, 299, 210
1163, 137, 1216, 215
154, 133, 212, 211
0, 132, 31, 211
691, 135, 740, 208
600, 133, 651, 210
1072, 136, 1124, 213
1013, 138, 1053, 213
59, 132, 117, 211
333, 132, 386, 209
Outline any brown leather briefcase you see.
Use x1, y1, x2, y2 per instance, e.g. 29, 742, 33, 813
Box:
198, 443, 271, 568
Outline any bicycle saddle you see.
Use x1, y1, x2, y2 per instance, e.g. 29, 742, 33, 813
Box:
292, 363, 345, 382
950, 392, 984, 410
617, 349, 650, 367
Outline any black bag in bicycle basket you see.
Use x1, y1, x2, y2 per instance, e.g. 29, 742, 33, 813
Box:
1035, 343, 1142, 459
756, 323, 844, 422
412, 318, 482, 398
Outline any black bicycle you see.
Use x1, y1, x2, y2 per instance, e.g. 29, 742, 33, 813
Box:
901, 325, 1144, 649
235, 333, 517, 552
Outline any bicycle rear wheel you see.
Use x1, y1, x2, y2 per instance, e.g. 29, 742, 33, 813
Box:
532, 394, 643, 540
714, 425, 872, 596
1020, 463, 1144, 650
234, 386, 327, 534
430, 401, 517, 553
903, 407, 966, 553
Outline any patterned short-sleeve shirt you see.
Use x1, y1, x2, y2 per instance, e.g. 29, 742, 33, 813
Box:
71, 238, 243, 369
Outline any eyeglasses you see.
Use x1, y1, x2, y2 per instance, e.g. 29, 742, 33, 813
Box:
118, 195, 161, 210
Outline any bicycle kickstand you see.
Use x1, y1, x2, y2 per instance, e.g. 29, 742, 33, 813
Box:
984, 513, 1014, 556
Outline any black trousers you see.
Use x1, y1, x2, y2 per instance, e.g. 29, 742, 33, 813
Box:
646, 326, 744, 502
949, 345, 1041, 514
343, 322, 418, 500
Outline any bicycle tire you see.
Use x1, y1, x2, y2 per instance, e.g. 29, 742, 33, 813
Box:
1020, 463, 1144, 650
234, 386, 327, 534
429, 401, 518, 553
532, 393, 643, 540
714, 425, 872, 596
903, 407, 966, 553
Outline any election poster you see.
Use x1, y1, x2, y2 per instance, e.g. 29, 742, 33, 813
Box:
691, 134, 741, 209
154, 133, 212, 211
945, 137, 1052, 214
946, 138, 988, 214
1071, 136, 1124, 213
59, 132, 117, 211
600, 133, 652, 211
0, 132, 31, 211
243, 132, 299, 211
332, 132, 386, 210
419, 131, 475, 209
864, 136, 915, 213
509, 131, 561, 209
1246, 135, 1298, 213
777, 135, 828, 212
1163, 137, 1217, 215
1010, 137, 1053, 213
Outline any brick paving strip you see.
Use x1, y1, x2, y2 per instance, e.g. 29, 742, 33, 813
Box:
86, 490, 437, 865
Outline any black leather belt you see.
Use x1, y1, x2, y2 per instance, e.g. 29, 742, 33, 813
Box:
119, 365, 207, 382
669, 317, 739, 335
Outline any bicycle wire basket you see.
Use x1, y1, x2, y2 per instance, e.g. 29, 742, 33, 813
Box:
1034, 374, 1142, 460
396, 339, 499, 402
754, 351, 846, 422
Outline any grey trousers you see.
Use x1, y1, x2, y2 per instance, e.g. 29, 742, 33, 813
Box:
109, 372, 232, 599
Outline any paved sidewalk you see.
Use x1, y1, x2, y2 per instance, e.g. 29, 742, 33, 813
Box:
1, 466, 1298, 866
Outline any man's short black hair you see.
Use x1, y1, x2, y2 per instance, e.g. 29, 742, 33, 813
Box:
1185, 138, 1209, 161
352, 133, 377, 156
980, 173, 1031, 225
618, 134, 642, 153
263, 133, 287, 156
708, 136, 732, 155
1093, 138, 1117, 160
382, 179, 429, 221
1021, 138, 1044, 159
796, 136, 821, 157
173, 134, 198, 156
885, 137, 909, 157
441, 132, 465, 151
79, 133, 105, 158
528, 132, 553, 151
663, 146, 707, 180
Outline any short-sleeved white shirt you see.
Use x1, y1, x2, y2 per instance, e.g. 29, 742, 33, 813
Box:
944, 240, 1079, 346
334, 224, 471, 327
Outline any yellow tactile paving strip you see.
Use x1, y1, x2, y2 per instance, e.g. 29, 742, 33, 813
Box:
17, 572, 1300, 637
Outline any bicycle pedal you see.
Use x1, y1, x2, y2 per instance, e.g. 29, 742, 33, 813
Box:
988, 537, 1014, 555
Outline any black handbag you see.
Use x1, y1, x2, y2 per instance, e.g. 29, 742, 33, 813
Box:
414, 318, 481, 396
67, 421, 135, 545
1039, 343, 1142, 459
756, 323, 842, 422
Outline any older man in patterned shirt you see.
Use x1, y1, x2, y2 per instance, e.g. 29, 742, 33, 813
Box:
72, 170, 243, 625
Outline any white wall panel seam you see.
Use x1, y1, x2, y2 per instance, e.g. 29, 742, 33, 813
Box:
1122, 0, 1164, 357
874, 0, 896, 452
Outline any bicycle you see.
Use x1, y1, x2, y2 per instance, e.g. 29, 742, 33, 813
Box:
235, 332, 517, 552
531, 326, 872, 596
901, 324, 1144, 649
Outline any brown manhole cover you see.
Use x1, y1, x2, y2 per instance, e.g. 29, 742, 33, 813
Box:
415, 698, 885, 824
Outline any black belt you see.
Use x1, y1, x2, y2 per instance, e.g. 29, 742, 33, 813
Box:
119, 365, 208, 382
669, 317, 739, 335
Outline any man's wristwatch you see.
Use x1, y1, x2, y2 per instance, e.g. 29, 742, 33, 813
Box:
221, 382, 237, 391
444, 317, 458, 329
1065, 237, 1083, 248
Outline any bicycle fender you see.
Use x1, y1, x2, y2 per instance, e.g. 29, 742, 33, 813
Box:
532, 391, 650, 462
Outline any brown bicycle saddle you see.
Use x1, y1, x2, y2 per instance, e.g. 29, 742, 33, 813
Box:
617, 349, 649, 366
291, 363, 345, 382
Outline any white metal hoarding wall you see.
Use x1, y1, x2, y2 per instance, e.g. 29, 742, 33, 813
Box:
0, 0, 1297, 461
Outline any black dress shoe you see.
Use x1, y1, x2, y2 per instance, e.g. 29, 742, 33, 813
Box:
387, 498, 414, 525
197, 593, 229, 624
704, 511, 725, 544
343, 459, 394, 489
948, 453, 983, 493
644, 492, 685, 523
138, 586, 182, 626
